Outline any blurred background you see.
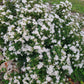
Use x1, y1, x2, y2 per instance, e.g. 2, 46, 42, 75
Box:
43, 0, 84, 14
0, 0, 84, 14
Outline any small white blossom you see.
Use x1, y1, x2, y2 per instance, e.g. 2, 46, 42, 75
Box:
46, 76, 52, 82
37, 62, 44, 69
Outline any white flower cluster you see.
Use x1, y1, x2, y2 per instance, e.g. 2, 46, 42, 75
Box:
0, 0, 84, 84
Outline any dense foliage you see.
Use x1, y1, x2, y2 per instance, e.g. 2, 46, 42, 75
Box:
0, 0, 84, 84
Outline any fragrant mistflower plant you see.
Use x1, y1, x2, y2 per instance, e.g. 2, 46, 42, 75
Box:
0, 0, 84, 84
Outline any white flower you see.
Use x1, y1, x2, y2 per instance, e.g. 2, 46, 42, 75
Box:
32, 28, 39, 35
62, 36, 65, 40
54, 71, 59, 76
8, 25, 15, 32
47, 65, 54, 75
22, 0, 27, 3
75, 53, 80, 60
26, 57, 30, 62
1, 12, 6, 15
41, 36, 47, 40
8, 32, 15, 38
37, 80, 41, 84
26, 67, 30, 70
8, 15, 13, 19
18, 76, 21, 79
30, 74, 37, 79
14, 79, 20, 84
46, 76, 52, 82
37, 62, 44, 69
69, 30, 73, 34
54, 55, 59, 60
52, 39, 57, 43
70, 46, 77, 53
58, 40, 61, 46
64, 45, 67, 48
34, 45, 41, 50
8, 46, 15, 51
4, 72, 8, 80
15, 27, 22, 34
39, 54, 43, 59
0, 6, 3, 10
62, 65, 73, 74
21, 66, 26, 72
61, 50, 66, 55
3, 34, 8, 43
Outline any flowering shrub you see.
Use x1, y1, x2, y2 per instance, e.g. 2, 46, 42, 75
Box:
0, 0, 84, 84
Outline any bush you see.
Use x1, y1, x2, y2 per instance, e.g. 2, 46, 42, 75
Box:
0, 0, 84, 84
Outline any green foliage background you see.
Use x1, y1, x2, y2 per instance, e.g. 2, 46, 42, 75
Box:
43, 0, 84, 14
0, 0, 2, 3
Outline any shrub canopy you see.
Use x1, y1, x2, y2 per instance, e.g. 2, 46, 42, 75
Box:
0, 0, 84, 84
